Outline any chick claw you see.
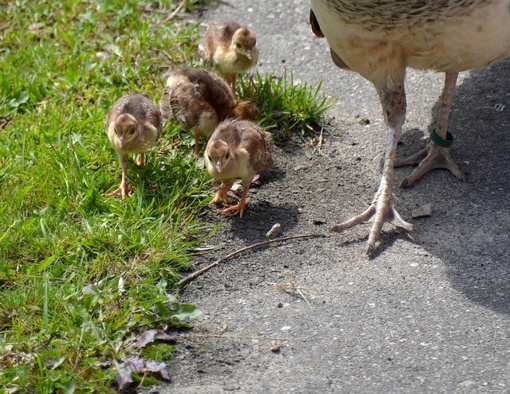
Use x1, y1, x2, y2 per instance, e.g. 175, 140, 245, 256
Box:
209, 183, 233, 206
220, 198, 250, 219
105, 183, 133, 200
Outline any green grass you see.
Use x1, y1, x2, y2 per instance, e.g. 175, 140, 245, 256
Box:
0, 0, 333, 392
239, 72, 335, 138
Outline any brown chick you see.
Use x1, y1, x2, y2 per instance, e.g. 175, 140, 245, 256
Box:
310, 0, 510, 256
204, 119, 273, 218
231, 98, 260, 120
201, 20, 259, 93
106, 94, 161, 199
159, 68, 259, 155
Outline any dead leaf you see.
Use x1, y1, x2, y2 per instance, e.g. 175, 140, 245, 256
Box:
126, 356, 145, 373
115, 361, 133, 391
92, 360, 110, 368
117, 357, 172, 390
412, 203, 432, 218
132, 329, 176, 348
146, 360, 172, 381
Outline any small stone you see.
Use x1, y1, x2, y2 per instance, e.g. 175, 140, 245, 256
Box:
266, 223, 282, 238
230, 182, 243, 193
270, 341, 281, 352
458, 380, 477, 388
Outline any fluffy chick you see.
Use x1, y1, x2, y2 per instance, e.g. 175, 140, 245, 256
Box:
106, 94, 161, 199
231, 98, 260, 120
204, 119, 273, 218
201, 20, 259, 93
160, 68, 259, 155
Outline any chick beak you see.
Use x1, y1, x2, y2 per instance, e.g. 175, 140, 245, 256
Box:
245, 48, 252, 60
119, 134, 125, 148
216, 160, 223, 173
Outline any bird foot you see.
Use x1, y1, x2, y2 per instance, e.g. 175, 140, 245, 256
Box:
330, 192, 419, 257
209, 185, 233, 206
220, 198, 249, 219
395, 142, 464, 188
105, 184, 132, 199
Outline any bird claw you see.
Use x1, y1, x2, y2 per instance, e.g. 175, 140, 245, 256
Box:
105, 182, 133, 199
209, 189, 230, 206
220, 206, 243, 217
395, 142, 464, 188
104, 188, 133, 199
105, 188, 122, 198
220, 201, 247, 219
330, 196, 419, 257
215, 197, 250, 218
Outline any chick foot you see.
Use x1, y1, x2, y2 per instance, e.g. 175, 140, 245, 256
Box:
105, 182, 132, 199
228, 74, 237, 95
395, 143, 464, 188
219, 184, 251, 219
220, 197, 250, 218
209, 183, 248, 218
209, 182, 234, 206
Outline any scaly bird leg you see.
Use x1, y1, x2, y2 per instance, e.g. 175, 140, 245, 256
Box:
330, 80, 418, 256
105, 154, 132, 199
194, 132, 201, 156
395, 72, 465, 187
228, 74, 237, 94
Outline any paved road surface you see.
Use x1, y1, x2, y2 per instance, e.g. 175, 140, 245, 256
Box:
160, 1, 510, 393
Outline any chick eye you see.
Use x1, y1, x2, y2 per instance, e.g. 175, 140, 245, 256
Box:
235, 42, 242, 49
225, 152, 230, 160
208, 155, 213, 162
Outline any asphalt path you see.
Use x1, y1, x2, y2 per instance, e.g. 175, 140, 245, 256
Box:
160, 1, 510, 393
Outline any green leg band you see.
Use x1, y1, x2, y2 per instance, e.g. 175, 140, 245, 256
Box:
430, 129, 454, 148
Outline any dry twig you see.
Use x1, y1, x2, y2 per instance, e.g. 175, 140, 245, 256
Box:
151, 0, 187, 27
311, 128, 324, 154
179, 324, 301, 341
276, 279, 316, 309
175, 233, 326, 291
